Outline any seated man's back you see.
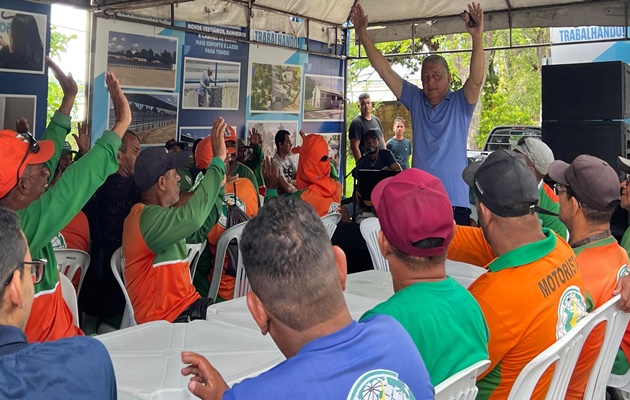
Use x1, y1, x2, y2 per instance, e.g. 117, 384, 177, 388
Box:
227, 314, 432, 399
0, 207, 116, 399
0, 326, 116, 399
361, 168, 488, 386
448, 149, 590, 400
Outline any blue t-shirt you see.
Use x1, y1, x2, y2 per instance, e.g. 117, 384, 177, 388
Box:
399, 80, 476, 208
225, 315, 435, 400
0, 325, 117, 399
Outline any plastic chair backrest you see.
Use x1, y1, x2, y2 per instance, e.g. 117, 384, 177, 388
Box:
321, 213, 341, 239
435, 360, 491, 400
583, 295, 630, 400
54, 249, 90, 296
110, 247, 136, 328
186, 241, 206, 282
507, 310, 594, 400
207, 221, 248, 301
59, 273, 79, 327
359, 217, 389, 272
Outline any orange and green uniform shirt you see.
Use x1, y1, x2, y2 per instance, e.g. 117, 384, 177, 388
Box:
566, 236, 630, 399
204, 178, 259, 300
122, 157, 225, 324
448, 226, 590, 400
52, 210, 90, 253
21, 112, 121, 342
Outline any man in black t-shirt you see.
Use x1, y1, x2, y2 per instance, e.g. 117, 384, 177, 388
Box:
348, 93, 385, 161
355, 130, 401, 173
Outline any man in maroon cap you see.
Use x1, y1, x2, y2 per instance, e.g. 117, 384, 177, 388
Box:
359, 168, 488, 386
547, 155, 629, 400
0, 60, 131, 342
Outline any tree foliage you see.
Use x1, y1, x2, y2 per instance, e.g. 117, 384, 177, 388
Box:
346, 28, 550, 150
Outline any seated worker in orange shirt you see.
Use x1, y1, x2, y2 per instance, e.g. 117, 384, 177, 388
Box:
447, 149, 591, 400
192, 131, 259, 300
546, 155, 629, 399
122, 117, 227, 323
263, 133, 342, 217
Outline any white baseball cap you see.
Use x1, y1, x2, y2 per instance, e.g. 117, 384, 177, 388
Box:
510, 137, 555, 176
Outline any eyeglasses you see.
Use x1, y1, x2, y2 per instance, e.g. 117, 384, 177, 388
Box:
553, 183, 568, 196
4, 259, 47, 287
15, 132, 40, 184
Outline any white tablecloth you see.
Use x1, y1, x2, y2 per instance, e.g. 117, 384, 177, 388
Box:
97, 261, 485, 399
97, 292, 383, 399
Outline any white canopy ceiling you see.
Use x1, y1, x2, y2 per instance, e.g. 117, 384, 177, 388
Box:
35, 0, 630, 43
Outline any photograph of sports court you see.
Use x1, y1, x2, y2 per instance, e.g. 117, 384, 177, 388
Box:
108, 91, 178, 145
107, 31, 177, 90
182, 57, 240, 110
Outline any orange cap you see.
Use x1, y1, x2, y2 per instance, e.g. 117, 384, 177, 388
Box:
224, 126, 237, 154
0, 130, 55, 198
195, 136, 213, 169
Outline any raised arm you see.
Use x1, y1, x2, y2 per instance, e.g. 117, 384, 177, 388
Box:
349, 3, 403, 99
462, 2, 485, 105
106, 72, 132, 139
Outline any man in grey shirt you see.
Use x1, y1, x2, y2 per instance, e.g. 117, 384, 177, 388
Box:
386, 117, 412, 170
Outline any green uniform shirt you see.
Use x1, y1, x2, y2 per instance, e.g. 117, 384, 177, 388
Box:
360, 277, 489, 386
538, 182, 568, 240
243, 144, 264, 188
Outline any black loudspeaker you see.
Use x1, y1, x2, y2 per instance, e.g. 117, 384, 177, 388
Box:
542, 120, 630, 237
542, 120, 630, 174
542, 61, 630, 120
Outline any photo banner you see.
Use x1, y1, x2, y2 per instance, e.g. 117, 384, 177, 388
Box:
0, 0, 50, 137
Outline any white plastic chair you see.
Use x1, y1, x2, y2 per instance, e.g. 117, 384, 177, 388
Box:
207, 221, 249, 301
359, 217, 389, 272
506, 309, 595, 400
435, 360, 491, 400
587, 295, 630, 399
321, 212, 341, 239
110, 247, 137, 328
54, 249, 90, 296
59, 273, 79, 327
186, 240, 206, 282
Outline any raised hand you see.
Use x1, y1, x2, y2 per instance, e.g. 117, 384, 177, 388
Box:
73, 121, 91, 155
349, 3, 368, 35
181, 352, 228, 400
15, 117, 30, 134
106, 72, 131, 139
465, 2, 484, 38
249, 128, 261, 145
46, 56, 78, 116
262, 157, 280, 190
210, 117, 227, 162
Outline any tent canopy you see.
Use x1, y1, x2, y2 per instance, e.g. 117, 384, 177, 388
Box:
36, 0, 630, 43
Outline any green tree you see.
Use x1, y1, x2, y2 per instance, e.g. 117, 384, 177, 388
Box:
47, 26, 79, 139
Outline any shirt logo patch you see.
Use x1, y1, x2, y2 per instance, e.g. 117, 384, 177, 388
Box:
218, 193, 246, 228
347, 369, 416, 400
328, 202, 340, 214
51, 233, 67, 250
556, 285, 588, 340
617, 264, 630, 282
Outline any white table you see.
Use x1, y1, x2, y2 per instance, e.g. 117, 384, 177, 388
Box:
98, 263, 485, 399
344, 260, 487, 301
97, 291, 383, 399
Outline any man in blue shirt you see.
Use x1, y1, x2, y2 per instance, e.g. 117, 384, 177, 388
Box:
386, 117, 412, 169
0, 207, 117, 399
350, 2, 486, 225
181, 197, 434, 400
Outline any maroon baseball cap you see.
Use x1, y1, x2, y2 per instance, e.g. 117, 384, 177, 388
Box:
548, 154, 620, 211
372, 168, 454, 257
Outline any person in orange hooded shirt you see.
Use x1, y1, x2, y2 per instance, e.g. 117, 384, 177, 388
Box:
263, 133, 341, 217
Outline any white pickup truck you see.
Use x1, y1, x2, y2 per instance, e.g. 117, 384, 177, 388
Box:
467, 125, 542, 163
